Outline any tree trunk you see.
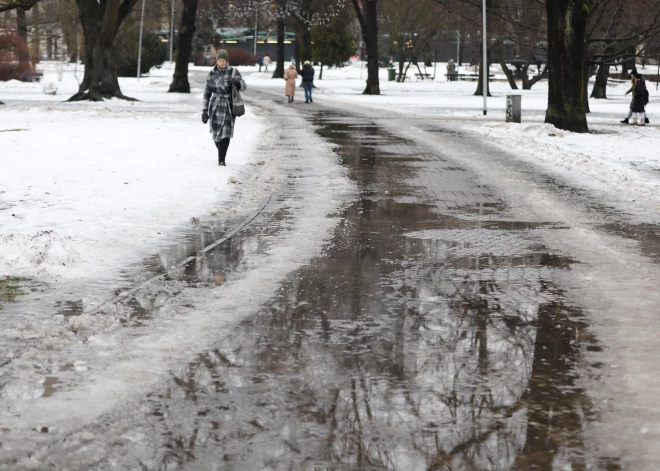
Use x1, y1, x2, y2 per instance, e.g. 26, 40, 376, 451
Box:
319, 63, 323, 80
64, 19, 79, 63
16, 7, 30, 67
590, 63, 609, 99
474, 55, 491, 97
544, 0, 588, 132
351, 0, 380, 95
522, 63, 547, 90
301, 24, 312, 63
496, 42, 518, 90
31, 3, 39, 63
68, 0, 139, 101
272, 17, 284, 79
582, 61, 590, 112
168, 0, 199, 93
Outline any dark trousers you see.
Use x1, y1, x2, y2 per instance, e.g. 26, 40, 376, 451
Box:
215, 138, 230, 163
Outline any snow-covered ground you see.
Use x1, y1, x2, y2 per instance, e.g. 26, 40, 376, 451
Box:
246, 60, 660, 216
0, 63, 271, 286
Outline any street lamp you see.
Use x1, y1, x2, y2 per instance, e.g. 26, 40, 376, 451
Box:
482, 0, 487, 115
137, 0, 146, 81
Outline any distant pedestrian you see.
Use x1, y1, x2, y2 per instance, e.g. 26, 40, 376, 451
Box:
291, 57, 296, 67
257, 54, 264, 72
284, 63, 298, 103
202, 49, 247, 166
302, 60, 315, 103
621, 74, 640, 124
630, 71, 649, 126
263, 53, 271, 72
446, 59, 456, 81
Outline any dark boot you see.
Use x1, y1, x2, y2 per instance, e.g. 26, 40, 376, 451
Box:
620, 118, 629, 124
645, 117, 650, 124
216, 138, 230, 166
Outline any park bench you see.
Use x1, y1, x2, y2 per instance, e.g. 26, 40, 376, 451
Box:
454, 73, 495, 81
414, 73, 434, 81
16, 72, 44, 82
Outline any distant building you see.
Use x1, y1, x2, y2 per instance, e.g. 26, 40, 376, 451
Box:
196, 27, 295, 66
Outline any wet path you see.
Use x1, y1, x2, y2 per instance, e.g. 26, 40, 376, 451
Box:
6, 88, 660, 469
142, 111, 616, 470
33, 103, 626, 470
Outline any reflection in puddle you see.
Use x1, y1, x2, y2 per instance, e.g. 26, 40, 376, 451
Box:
140, 115, 617, 470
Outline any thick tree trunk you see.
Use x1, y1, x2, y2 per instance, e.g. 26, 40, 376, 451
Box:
68, 0, 138, 101
168, 0, 199, 93
272, 17, 284, 79
544, 0, 588, 132
352, 0, 379, 95
590, 63, 609, 99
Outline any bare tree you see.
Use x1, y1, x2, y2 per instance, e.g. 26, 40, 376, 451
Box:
169, 0, 199, 93
379, 0, 444, 82
351, 0, 380, 94
67, 0, 140, 101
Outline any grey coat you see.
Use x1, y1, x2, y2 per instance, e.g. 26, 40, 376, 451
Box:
202, 65, 247, 141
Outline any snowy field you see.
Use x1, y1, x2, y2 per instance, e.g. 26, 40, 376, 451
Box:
246, 60, 660, 217
1, 63, 268, 286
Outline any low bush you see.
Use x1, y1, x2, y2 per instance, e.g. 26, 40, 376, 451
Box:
227, 48, 256, 66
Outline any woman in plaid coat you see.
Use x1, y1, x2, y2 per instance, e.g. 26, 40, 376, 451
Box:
202, 49, 247, 166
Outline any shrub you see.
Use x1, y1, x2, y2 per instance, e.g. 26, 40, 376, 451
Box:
115, 28, 168, 77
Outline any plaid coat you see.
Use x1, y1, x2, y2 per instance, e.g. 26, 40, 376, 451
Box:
202, 65, 247, 141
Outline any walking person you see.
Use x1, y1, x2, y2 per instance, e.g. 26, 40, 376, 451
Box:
257, 54, 264, 72
263, 53, 271, 72
631, 71, 649, 126
202, 49, 247, 166
302, 60, 315, 103
284, 63, 298, 103
621, 72, 649, 124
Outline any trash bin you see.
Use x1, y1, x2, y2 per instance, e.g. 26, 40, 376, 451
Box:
506, 94, 521, 123
388, 68, 396, 82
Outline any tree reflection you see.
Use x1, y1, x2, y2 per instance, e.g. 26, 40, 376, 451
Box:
145, 120, 615, 470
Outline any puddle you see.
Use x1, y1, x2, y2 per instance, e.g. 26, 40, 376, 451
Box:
598, 221, 660, 262
137, 113, 614, 470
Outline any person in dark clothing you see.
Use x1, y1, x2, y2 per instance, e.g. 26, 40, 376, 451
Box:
301, 61, 315, 103
631, 71, 649, 126
621, 70, 650, 124
202, 49, 247, 166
